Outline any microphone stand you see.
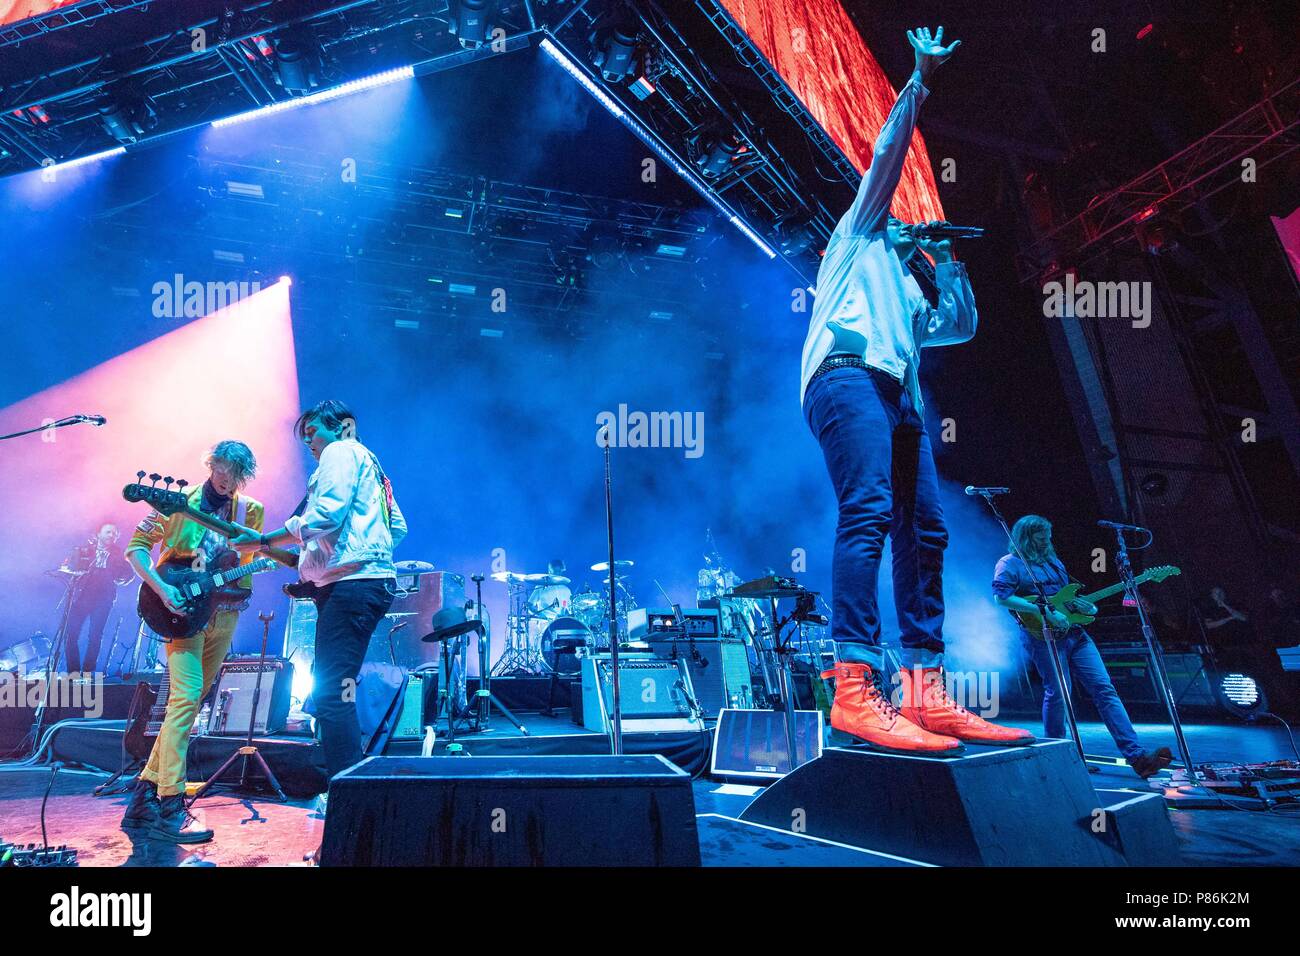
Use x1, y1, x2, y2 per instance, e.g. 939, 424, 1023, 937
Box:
601, 429, 622, 756
974, 490, 1086, 764
0, 415, 102, 442
1110, 525, 1200, 786
192, 611, 287, 802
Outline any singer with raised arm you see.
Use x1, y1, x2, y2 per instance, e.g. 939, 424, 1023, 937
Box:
803, 27, 1033, 754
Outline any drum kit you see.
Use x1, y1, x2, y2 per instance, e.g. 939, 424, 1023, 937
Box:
490, 559, 640, 677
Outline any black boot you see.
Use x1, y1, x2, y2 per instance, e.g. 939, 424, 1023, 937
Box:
150, 794, 214, 844
1129, 746, 1174, 779
120, 778, 160, 833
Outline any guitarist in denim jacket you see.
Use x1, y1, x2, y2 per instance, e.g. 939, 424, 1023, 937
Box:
992, 514, 1172, 778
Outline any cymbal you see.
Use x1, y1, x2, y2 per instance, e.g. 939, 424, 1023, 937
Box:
570, 594, 601, 610
492, 571, 569, 585
394, 560, 436, 573
47, 567, 87, 577
531, 574, 570, 587
590, 560, 634, 573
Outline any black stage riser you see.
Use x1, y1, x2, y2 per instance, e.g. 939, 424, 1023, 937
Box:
320, 755, 701, 866
739, 740, 1181, 866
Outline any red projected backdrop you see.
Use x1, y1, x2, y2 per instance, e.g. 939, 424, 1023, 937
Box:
0, 1, 82, 28
719, 0, 945, 225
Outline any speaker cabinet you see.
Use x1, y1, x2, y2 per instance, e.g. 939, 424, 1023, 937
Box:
320, 754, 701, 866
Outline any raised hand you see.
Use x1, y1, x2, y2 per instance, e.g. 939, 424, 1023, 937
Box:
907, 26, 961, 83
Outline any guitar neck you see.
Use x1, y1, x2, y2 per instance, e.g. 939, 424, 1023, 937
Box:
216, 559, 271, 583
177, 503, 298, 568
177, 503, 241, 539
1081, 572, 1155, 605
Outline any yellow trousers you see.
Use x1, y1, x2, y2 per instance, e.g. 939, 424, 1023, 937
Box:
139, 609, 238, 797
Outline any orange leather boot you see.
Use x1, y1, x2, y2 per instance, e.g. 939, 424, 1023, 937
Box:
822, 662, 963, 755
897, 665, 1035, 746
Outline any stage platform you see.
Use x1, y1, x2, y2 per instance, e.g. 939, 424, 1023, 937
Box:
1, 717, 1296, 867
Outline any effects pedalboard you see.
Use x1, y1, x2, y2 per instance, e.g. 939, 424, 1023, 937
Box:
0, 839, 78, 867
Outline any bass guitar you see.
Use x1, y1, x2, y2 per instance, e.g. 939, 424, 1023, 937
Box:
1012, 564, 1181, 639
123, 474, 300, 569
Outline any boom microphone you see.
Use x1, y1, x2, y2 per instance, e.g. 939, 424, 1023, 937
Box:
1098, 519, 1148, 533
964, 485, 1009, 497
77, 415, 107, 426
909, 223, 985, 240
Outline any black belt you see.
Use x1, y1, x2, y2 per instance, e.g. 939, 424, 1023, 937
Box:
809, 354, 871, 383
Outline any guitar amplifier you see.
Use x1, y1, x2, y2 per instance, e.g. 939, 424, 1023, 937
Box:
580, 654, 703, 733
647, 640, 754, 715
205, 656, 294, 736
391, 670, 437, 740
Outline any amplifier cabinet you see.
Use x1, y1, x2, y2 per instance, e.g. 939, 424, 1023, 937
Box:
205, 656, 294, 736
645, 639, 754, 715
581, 654, 703, 733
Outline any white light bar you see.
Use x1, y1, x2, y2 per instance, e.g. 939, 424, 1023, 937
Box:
43, 147, 126, 174
538, 37, 776, 261
212, 65, 415, 129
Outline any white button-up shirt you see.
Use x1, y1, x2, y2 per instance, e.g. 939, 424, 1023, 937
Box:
800, 71, 977, 413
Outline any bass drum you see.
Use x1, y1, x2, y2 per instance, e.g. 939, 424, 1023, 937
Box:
540, 616, 590, 675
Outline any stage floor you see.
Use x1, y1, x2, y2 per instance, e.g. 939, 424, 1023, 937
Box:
1, 720, 1296, 867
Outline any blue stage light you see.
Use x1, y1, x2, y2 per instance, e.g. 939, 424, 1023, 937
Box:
43, 147, 126, 174
211, 65, 415, 129
538, 37, 776, 261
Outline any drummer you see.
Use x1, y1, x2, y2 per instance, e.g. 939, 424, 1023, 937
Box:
526, 559, 572, 620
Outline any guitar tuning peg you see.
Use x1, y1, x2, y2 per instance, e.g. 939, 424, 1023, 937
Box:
176, 479, 188, 491
163, 476, 173, 488
137, 470, 146, 480
148, 473, 161, 484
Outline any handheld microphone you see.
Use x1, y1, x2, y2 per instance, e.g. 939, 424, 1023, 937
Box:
1098, 520, 1148, 533
964, 485, 1010, 497
910, 223, 985, 240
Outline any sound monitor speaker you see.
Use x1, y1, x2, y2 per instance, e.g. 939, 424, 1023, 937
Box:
739, 739, 1180, 866
710, 708, 824, 779
320, 754, 701, 866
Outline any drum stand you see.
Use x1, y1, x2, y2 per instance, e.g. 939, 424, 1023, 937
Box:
191, 612, 287, 803
491, 581, 543, 676
467, 575, 528, 736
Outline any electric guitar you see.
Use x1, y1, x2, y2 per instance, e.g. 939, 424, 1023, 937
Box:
1012, 565, 1181, 639
137, 550, 276, 638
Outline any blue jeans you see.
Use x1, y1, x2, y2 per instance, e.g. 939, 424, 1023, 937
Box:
311, 577, 397, 779
804, 366, 947, 658
1022, 631, 1143, 759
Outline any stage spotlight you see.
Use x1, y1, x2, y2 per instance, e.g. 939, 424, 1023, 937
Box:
778, 219, 818, 257
450, 0, 493, 49
592, 22, 639, 82
1215, 671, 1267, 719
694, 131, 744, 179
279, 275, 293, 286
274, 34, 321, 95
97, 93, 158, 144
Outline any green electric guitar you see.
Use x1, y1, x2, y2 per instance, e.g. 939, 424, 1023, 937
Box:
1012, 565, 1181, 639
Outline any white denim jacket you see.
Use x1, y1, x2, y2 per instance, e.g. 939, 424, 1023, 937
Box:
285, 438, 408, 586
800, 71, 977, 413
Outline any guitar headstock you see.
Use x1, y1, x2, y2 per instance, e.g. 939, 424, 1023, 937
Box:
123, 470, 191, 516
1145, 565, 1181, 583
